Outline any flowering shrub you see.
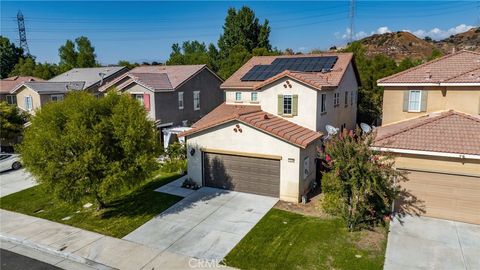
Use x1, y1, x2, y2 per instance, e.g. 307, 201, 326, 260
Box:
321, 128, 405, 231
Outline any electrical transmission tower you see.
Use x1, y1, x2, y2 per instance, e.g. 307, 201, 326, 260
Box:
348, 0, 356, 43
17, 10, 30, 55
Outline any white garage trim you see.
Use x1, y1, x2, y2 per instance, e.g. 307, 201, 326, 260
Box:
201, 147, 282, 160
372, 147, 480, 160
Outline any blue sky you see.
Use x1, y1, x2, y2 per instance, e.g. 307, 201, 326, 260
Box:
1, 1, 478, 64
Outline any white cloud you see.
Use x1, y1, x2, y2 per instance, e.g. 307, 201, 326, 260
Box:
375, 26, 391, 35
402, 24, 475, 40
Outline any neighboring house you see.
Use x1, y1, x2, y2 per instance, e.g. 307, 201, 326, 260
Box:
0, 76, 44, 105
49, 66, 129, 96
375, 50, 480, 225
11, 82, 85, 113
100, 65, 224, 132
180, 53, 360, 202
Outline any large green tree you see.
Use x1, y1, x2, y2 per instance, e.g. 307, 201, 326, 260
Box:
20, 92, 159, 209
0, 102, 29, 150
321, 129, 404, 231
9, 57, 59, 80
167, 41, 218, 71
59, 36, 97, 72
0, 36, 24, 79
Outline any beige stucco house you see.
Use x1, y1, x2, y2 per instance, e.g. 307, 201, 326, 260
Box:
375, 50, 480, 224
0, 76, 43, 105
180, 53, 360, 202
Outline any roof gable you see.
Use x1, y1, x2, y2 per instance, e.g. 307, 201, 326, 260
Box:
0, 76, 44, 94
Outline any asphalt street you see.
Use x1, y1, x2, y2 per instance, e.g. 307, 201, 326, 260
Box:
0, 249, 60, 270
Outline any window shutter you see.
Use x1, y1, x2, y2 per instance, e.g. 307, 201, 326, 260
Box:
420, 91, 428, 112
403, 91, 409, 112
143, 93, 150, 111
277, 95, 283, 115
292, 95, 298, 116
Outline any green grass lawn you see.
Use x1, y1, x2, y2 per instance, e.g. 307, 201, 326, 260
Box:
0, 171, 183, 238
225, 209, 387, 270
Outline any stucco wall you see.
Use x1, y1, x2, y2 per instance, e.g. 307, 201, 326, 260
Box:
382, 86, 480, 125
15, 86, 41, 113
186, 120, 314, 202
393, 153, 480, 177
122, 84, 157, 120
299, 140, 321, 196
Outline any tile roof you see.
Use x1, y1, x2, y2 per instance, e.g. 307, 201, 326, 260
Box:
49, 66, 127, 89
377, 50, 480, 84
180, 103, 322, 148
221, 53, 357, 90
100, 65, 217, 92
13, 81, 85, 94
0, 76, 44, 94
374, 110, 480, 155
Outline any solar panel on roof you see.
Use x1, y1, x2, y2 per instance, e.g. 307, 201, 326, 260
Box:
241, 56, 338, 81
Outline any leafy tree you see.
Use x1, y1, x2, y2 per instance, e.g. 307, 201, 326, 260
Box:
0, 36, 24, 79
20, 91, 159, 209
167, 41, 218, 71
0, 102, 29, 150
9, 57, 59, 80
397, 57, 422, 72
321, 129, 404, 230
59, 36, 97, 72
218, 45, 252, 79
117, 60, 139, 70
427, 49, 443, 61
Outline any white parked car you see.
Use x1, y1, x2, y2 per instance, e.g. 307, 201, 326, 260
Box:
0, 153, 22, 172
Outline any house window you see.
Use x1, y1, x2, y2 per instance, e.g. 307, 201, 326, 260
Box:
235, 92, 242, 102
251, 92, 258, 102
408, 90, 421, 112
321, 93, 327, 113
193, 91, 200, 111
283, 95, 292, 115
334, 92, 340, 106
24, 96, 33, 111
6, 95, 16, 105
51, 94, 64, 102
178, 92, 184, 109
351, 91, 354, 105
344, 91, 348, 107
132, 94, 144, 106
303, 157, 310, 179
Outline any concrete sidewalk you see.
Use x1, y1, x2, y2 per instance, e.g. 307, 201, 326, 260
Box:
0, 209, 233, 270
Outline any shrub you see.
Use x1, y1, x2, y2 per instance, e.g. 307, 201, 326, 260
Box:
321, 128, 404, 231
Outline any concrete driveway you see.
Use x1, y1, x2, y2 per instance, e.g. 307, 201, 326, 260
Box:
384, 215, 480, 270
0, 169, 37, 197
123, 186, 278, 260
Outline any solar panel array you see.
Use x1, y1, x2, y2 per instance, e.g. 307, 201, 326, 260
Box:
241, 56, 338, 81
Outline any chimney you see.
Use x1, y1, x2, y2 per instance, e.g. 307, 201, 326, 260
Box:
99, 72, 106, 86
451, 47, 456, 54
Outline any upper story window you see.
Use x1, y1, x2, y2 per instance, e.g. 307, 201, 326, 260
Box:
132, 93, 144, 106
321, 93, 327, 113
251, 92, 258, 102
178, 92, 184, 109
24, 96, 33, 111
333, 92, 340, 107
408, 90, 421, 112
51, 94, 64, 102
193, 91, 200, 111
344, 91, 348, 107
235, 92, 242, 102
6, 95, 16, 105
283, 95, 292, 115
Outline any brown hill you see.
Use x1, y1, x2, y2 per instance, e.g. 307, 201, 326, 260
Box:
357, 27, 480, 61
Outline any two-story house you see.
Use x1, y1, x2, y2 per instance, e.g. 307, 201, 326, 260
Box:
12, 66, 128, 113
0, 76, 43, 105
180, 53, 360, 202
375, 50, 480, 224
100, 65, 224, 141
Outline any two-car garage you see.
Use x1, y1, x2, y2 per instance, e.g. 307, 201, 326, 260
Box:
203, 152, 281, 197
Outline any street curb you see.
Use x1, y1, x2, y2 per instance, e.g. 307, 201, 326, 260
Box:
0, 234, 116, 270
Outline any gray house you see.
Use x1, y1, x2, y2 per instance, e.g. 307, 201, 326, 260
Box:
100, 65, 224, 138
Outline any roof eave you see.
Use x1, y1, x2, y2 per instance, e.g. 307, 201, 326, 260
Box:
378, 82, 480, 87
371, 147, 480, 160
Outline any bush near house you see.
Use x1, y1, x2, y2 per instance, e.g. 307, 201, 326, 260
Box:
0, 101, 29, 151
19, 91, 160, 210
160, 142, 187, 173
321, 129, 404, 231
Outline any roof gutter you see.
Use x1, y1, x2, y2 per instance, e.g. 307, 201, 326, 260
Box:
377, 82, 480, 87
372, 147, 480, 160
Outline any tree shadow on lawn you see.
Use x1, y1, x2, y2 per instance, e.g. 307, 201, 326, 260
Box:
99, 173, 185, 219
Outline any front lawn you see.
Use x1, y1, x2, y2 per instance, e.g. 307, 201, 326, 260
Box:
0, 171, 183, 238
225, 209, 387, 270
